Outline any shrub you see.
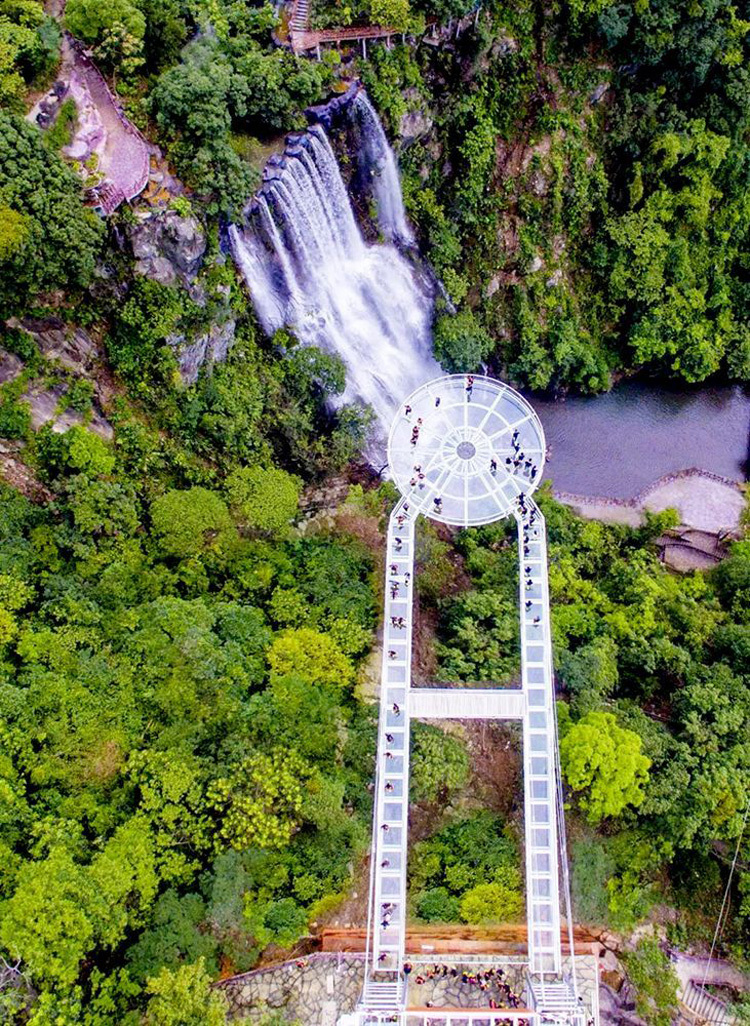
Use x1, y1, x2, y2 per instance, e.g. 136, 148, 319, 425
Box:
459, 871, 523, 924
410, 723, 469, 803
150, 487, 233, 559
225, 464, 301, 536
433, 309, 494, 373
621, 937, 679, 1026
415, 887, 461, 923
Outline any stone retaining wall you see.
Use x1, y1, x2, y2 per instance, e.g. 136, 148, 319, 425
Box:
217, 953, 365, 1024
553, 466, 742, 512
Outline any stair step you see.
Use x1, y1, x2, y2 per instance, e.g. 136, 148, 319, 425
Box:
684, 982, 735, 1025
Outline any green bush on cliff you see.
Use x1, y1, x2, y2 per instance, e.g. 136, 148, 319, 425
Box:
433, 308, 493, 373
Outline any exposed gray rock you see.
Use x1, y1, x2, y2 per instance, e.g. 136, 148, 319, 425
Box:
169, 319, 236, 385
21, 383, 113, 439
398, 91, 434, 147
590, 82, 610, 105
7, 317, 99, 375
399, 109, 434, 146
0, 351, 24, 384
145, 256, 183, 287
530, 170, 548, 196
129, 209, 206, 285
529, 254, 544, 273
492, 35, 519, 57
0, 439, 53, 502
486, 274, 502, 298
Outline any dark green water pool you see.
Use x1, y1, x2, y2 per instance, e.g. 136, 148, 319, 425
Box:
533, 381, 750, 499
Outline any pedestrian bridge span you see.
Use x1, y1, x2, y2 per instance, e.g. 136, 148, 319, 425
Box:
342, 376, 592, 1026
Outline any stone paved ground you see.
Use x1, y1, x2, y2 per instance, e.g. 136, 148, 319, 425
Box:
218, 952, 601, 1024
642, 474, 744, 534
218, 953, 365, 1024
405, 962, 527, 1009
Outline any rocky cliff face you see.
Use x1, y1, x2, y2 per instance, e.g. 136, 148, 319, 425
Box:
4, 317, 114, 439
128, 208, 207, 286
125, 209, 238, 383
397, 87, 435, 148
168, 319, 236, 385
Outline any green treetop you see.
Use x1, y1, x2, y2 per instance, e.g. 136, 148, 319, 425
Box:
144, 958, 228, 1026
150, 487, 233, 560
225, 464, 301, 536
560, 710, 651, 823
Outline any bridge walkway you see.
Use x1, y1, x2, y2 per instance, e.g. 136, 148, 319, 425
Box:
516, 500, 562, 978
366, 496, 564, 988
368, 497, 415, 974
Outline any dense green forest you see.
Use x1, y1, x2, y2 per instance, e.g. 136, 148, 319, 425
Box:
1, 0, 750, 1020
419, 495, 750, 956
366, 0, 750, 392
2, 0, 750, 391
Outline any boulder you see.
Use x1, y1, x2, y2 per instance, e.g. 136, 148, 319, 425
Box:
486, 274, 502, 298
129, 208, 206, 286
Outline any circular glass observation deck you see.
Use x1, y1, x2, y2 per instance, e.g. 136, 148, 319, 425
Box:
387, 374, 546, 527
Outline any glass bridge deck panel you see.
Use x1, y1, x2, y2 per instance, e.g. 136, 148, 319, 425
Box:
518, 502, 562, 977
387, 375, 546, 529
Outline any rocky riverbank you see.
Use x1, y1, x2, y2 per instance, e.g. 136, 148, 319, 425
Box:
555, 468, 745, 538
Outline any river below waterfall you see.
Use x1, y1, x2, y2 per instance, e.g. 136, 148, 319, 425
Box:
534, 380, 750, 500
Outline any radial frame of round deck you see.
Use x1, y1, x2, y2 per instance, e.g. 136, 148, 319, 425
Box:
387, 374, 546, 527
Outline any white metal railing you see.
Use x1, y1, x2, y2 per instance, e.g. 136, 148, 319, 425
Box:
682, 981, 737, 1025
342, 1012, 540, 1026
407, 957, 530, 967
408, 687, 525, 719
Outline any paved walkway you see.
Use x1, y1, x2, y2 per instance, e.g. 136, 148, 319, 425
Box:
556, 468, 745, 536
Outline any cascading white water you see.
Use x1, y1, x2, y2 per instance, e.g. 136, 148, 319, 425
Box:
350, 92, 414, 246
229, 104, 439, 450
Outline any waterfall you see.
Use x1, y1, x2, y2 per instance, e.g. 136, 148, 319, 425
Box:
351, 92, 414, 246
229, 100, 439, 450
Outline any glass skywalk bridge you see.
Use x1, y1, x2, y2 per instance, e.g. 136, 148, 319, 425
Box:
341, 376, 593, 1026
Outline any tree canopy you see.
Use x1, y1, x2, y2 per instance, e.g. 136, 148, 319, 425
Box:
559, 710, 651, 823
0, 112, 104, 315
